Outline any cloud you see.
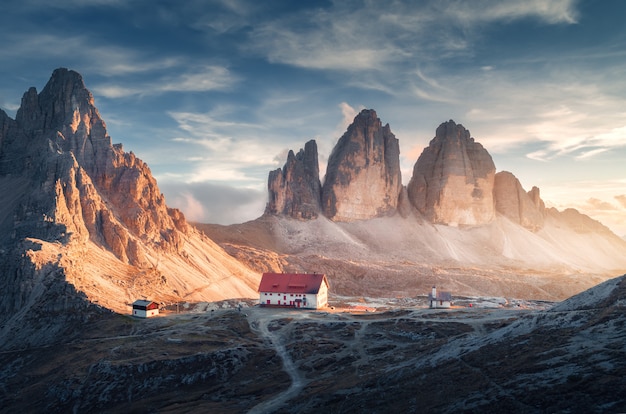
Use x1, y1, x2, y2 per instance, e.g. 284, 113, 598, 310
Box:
443, 0, 579, 25
339, 102, 358, 131
93, 65, 237, 98
159, 181, 266, 224
248, 0, 578, 73
165, 110, 286, 184
0, 33, 161, 74
585, 198, 617, 211
574, 148, 609, 160
159, 66, 237, 92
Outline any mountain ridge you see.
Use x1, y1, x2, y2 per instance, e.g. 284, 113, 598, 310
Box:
200, 109, 626, 301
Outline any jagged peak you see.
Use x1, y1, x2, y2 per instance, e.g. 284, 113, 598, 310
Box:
16, 68, 98, 134
41, 68, 93, 103
433, 119, 474, 143
348, 109, 384, 130
355, 108, 377, 118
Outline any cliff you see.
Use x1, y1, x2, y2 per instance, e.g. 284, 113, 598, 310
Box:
407, 120, 496, 226
321, 109, 402, 221
266, 139, 322, 219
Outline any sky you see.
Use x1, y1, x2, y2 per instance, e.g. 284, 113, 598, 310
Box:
0, 0, 625, 237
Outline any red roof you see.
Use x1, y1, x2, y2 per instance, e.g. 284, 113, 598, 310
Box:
258, 273, 329, 294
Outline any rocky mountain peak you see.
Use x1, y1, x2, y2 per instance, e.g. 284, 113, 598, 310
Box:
16, 68, 95, 133
2, 68, 188, 264
407, 120, 496, 226
321, 109, 402, 221
493, 171, 545, 231
0, 69, 260, 334
266, 139, 322, 219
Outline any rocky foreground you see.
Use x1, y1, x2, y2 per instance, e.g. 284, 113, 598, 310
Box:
1, 275, 624, 413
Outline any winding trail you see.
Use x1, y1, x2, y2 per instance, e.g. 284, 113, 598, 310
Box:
246, 308, 307, 414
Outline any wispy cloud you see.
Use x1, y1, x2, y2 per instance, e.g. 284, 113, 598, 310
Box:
166, 110, 282, 184
249, 0, 578, 74
93, 66, 238, 98
0, 32, 182, 79
442, 0, 579, 25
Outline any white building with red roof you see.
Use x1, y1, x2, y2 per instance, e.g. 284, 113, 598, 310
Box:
258, 273, 329, 309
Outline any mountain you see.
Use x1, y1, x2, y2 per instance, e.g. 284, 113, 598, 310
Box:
407, 120, 496, 226
266, 139, 322, 219
494, 171, 545, 231
321, 109, 402, 221
200, 110, 626, 301
0, 69, 259, 349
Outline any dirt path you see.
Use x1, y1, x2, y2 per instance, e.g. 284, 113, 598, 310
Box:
246, 308, 308, 414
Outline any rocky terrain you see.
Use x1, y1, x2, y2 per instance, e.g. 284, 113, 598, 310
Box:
1, 275, 624, 413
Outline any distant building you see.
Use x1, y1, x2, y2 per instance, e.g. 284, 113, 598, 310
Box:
428, 286, 452, 309
258, 273, 329, 309
132, 300, 159, 318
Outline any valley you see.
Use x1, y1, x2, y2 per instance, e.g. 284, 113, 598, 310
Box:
1, 278, 625, 413
1, 68, 626, 413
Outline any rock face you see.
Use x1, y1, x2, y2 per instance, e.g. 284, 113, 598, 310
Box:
266, 140, 321, 219
321, 109, 402, 221
494, 171, 545, 231
407, 120, 496, 226
3, 69, 187, 265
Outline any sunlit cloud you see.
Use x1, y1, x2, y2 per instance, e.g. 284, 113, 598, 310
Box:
339, 102, 359, 131
585, 197, 618, 211
574, 148, 609, 160
170, 191, 206, 222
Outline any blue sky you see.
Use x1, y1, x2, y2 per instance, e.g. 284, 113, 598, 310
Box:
1, 0, 625, 236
